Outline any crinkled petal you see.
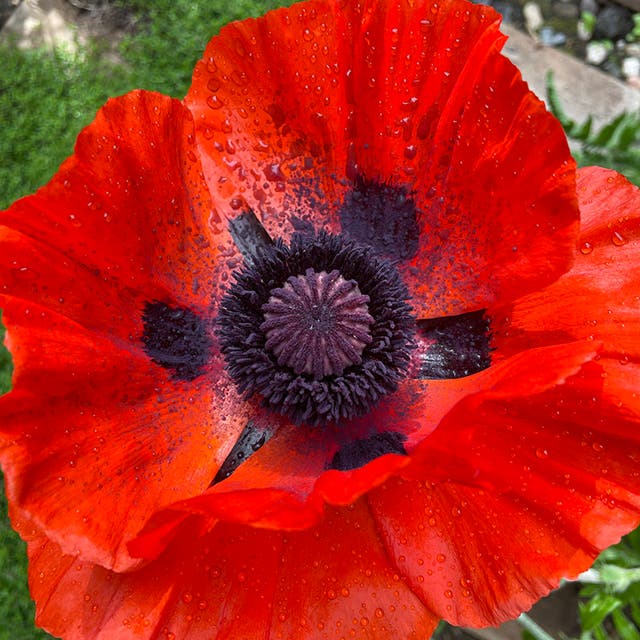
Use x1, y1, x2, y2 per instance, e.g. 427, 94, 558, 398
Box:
0, 91, 251, 571
372, 356, 640, 626
186, 0, 578, 316
18, 502, 438, 640
1, 91, 232, 318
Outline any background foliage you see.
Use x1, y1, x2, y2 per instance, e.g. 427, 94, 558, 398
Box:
0, 1, 639, 639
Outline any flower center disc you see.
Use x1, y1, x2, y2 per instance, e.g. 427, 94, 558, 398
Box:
260, 269, 374, 379
217, 232, 415, 426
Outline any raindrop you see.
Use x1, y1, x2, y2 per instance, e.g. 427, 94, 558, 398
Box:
207, 78, 221, 92
404, 145, 418, 159
580, 242, 593, 255
436, 553, 446, 563
374, 608, 384, 619
206, 95, 225, 110
535, 448, 549, 459
611, 230, 627, 246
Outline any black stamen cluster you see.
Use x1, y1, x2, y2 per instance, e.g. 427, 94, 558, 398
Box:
216, 232, 415, 426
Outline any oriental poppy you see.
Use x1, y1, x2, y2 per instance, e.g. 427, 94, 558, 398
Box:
1, 0, 640, 638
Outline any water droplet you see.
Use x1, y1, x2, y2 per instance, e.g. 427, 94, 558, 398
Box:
436, 553, 446, 563
580, 242, 593, 255
327, 589, 337, 600
404, 145, 417, 159
206, 95, 224, 110
444, 589, 454, 599
206, 56, 218, 73
182, 592, 193, 604
374, 608, 384, 619
612, 230, 627, 246
231, 70, 248, 86
207, 78, 221, 92
535, 448, 549, 459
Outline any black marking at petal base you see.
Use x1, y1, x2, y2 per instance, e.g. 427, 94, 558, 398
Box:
210, 421, 273, 486
229, 209, 275, 262
142, 302, 211, 381
329, 432, 408, 471
418, 310, 492, 379
338, 175, 419, 261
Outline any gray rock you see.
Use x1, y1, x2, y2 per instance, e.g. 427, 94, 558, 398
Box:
540, 26, 568, 46
586, 40, 611, 65
594, 5, 635, 40
579, 0, 599, 16
622, 56, 640, 79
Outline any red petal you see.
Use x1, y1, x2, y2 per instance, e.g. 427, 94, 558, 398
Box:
0, 90, 232, 319
19, 503, 438, 640
0, 90, 255, 570
368, 352, 640, 626
493, 167, 640, 362
186, 0, 577, 315
0, 298, 250, 571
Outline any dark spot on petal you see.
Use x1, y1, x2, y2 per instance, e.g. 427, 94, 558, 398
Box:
142, 302, 211, 381
418, 310, 492, 379
210, 421, 273, 486
228, 209, 274, 262
329, 432, 407, 471
338, 175, 419, 261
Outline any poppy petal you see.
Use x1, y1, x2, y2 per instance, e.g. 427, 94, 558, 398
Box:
130, 339, 596, 552
369, 357, 640, 626
0, 91, 253, 570
19, 503, 438, 640
0, 90, 232, 320
0, 300, 250, 571
186, 0, 578, 316
492, 167, 640, 362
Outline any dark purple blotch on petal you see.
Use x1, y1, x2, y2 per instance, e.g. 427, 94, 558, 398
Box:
338, 176, 419, 261
142, 302, 211, 381
210, 421, 274, 486
329, 432, 407, 471
229, 209, 274, 262
418, 310, 492, 379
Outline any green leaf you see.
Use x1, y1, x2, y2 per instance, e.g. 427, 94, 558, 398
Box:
580, 593, 624, 631
612, 608, 640, 640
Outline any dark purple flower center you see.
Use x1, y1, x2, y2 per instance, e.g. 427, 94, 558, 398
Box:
260, 269, 373, 379
216, 228, 415, 426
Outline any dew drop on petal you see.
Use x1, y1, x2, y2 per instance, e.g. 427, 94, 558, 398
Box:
404, 144, 417, 159
374, 608, 384, 619
580, 242, 593, 255
612, 230, 627, 246
206, 95, 225, 110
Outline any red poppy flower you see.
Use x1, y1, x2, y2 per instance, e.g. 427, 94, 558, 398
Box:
1, 0, 640, 638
